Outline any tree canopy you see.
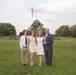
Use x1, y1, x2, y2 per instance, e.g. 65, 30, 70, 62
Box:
55, 25, 76, 37
0, 23, 16, 36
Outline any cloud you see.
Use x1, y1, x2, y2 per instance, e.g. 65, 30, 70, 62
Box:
0, 0, 24, 9
0, 0, 76, 34
39, 0, 76, 13
35, 0, 76, 33
39, 0, 76, 22
0, 0, 32, 34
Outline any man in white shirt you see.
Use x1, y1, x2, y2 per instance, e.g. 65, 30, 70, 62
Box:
20, 30, 29, 66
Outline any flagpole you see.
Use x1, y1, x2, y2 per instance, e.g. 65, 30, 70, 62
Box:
31, 7, 38, 20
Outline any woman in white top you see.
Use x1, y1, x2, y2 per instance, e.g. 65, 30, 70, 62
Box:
29, 30, 37, 66
37, 30, 44, 66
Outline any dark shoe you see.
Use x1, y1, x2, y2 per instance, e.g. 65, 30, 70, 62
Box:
48, 65, 52, 67
46, 63, 52, 67
22, 64, 27, 66
25, 64, 27, 66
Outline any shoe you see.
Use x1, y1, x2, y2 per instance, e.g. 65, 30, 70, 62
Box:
22, 64, 27, 66
48, 65, 52, 67
39, 64, 41, 66
30, 63, 34, 66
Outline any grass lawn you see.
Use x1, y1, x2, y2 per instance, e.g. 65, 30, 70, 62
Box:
0, 38, 76, 75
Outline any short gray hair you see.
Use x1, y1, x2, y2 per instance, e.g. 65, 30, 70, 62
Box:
45, 28, 49, 31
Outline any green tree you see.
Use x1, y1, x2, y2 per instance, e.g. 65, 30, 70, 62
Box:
70, 25, 76, 37
61, 26, 71, 37
55, 28, 61, 35
0, 23, 16, 36
55, 25, 71, 37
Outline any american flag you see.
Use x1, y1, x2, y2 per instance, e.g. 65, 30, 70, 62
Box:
31, 7, 37, 19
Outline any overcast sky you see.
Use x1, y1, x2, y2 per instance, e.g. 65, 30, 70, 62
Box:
0, 0, 76, 35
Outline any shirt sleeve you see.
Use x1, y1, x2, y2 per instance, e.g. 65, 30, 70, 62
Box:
20, 36, 23, 49
47, 35, 54, 44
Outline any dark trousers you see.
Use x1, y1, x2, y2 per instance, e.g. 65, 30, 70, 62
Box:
44, 49, 53, 66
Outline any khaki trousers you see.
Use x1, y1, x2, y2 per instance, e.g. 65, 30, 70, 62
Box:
21, 47, 28, 64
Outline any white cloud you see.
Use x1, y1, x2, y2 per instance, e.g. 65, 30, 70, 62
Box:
0, 0, 24, 9
39, 0, 76, 13
36, 0, 76, 33
0, 0, 31, 35
0, 0, 76, 34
